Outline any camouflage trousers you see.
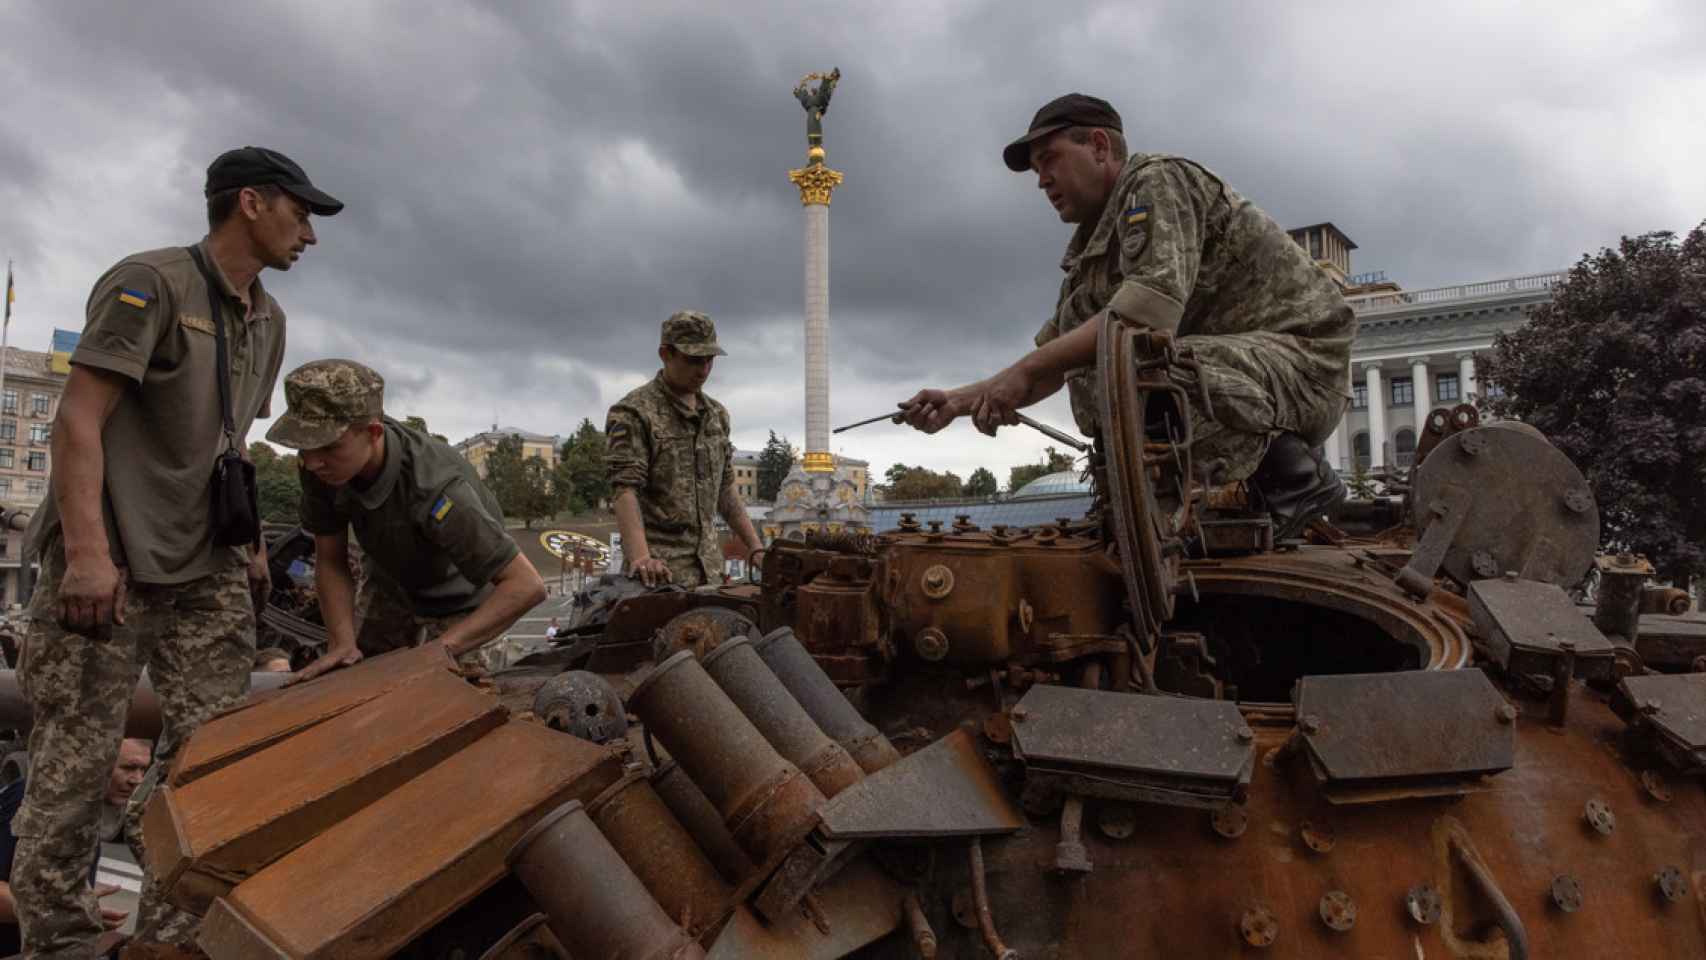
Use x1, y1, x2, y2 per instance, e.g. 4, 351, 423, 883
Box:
13, 539, 255, 959
1171, 331, 1349, 484
353, 571, 459, 658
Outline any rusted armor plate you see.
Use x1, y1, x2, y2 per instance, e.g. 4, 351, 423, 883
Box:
1294, 670, 1514, 785
818, 729, 1021, 840
1468, 577, 1614, 681
704, 858, 904, 960
169, 644, 457, 787
195, 722, 621, 960
1010, 683, 1252, 782
147, 671, 506, 912
1618, 673, 1706, 754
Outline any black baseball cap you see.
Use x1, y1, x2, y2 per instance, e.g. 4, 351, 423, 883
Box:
205, 146, 344, 216
1002, 94, 1124, 172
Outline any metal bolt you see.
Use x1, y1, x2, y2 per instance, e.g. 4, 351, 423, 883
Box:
1318, 890, 1356, 932
1300, 715, 1321, 734
914, 627, 950, 662
1010, 705, 1028, 722
991, 524, 1008, 536
1236, 726, 1254, 743
1564, 488, 1593, 514
1655, 866, 1688, 904
1471, 550, 1500, 577
1496, 703, 1518, 724
1503, 570, 1520, 582
1239, 907, 1278, 948
1405, 884, 1442, 925
1550, 873, 1584, 912
927, 519, 943, 533
1639, 699, 1661, 718
1640, 769, 1672, 804
1210, 805, 1248, 840
1583, 797, 1615, 836
1300, 820, 1334, 854
1557, 638, 1576, 653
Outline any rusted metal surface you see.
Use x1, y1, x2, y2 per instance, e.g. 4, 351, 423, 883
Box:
817, 729, 1021, 841
752, 627, 900, 774
794, 554, 887, 686
1643, 586, 1693, 616
509, 800, 705, 960
1292, 670, 1513, 803
628, 650, 826, 865
585, 770, 733, 939
703, 858, 904, 960
1410, 402, 1480, 473
967, 838, 1018, 960
1411, 422, 1600, 589
1009, 683, 1254, 809
904, 892, 938, 958
1594, 552, 1654, 642
1634, 613, 1706, 672
1469, 576, 1616, 686
1615, 672, 1706, 774
585, 587, 761, 673
529, 670, 627, 743
702, 637, 864, 798
169, 643, 456, 787
475, 914, 567, 960
650, 759, 758, 885
0, 670, 288, 740
197, 722, 620, 960
654, 606, 762, 662
148, 670, 504, 912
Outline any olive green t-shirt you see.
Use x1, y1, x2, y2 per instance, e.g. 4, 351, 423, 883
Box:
299, 418, 519, 617
26, 241, 286, 584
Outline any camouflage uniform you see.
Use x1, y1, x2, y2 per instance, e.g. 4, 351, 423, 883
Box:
1036, 153, 1355, 482
268, 361, 520, 663
605, 312, 736, 588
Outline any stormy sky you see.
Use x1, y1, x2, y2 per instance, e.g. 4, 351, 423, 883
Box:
2, 0, 1702, 487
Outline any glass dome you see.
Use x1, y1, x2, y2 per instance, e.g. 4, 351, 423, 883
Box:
1011, 469, 1090, 500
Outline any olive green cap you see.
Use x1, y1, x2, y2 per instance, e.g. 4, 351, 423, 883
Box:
661, 310, 726, 357
265, 359, 385, 450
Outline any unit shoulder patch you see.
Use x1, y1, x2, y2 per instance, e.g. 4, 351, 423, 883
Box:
117, 287, 153, 309
431, 494, 455, 523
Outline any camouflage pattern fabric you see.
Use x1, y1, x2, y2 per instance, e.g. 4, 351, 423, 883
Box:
13, 538, 254, 957
264, 358, 386, 451
352, 567, 460, 657
660, 310, 726, 357
1036, 153, 1354, 482
605, 375, 735, 588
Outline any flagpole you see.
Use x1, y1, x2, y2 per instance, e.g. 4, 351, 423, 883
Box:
0, 261, 12, 462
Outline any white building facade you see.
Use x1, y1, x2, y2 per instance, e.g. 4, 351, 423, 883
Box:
1323, 272, 1564, 475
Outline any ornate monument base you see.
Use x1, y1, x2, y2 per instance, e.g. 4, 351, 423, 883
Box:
767, 459, 868, 541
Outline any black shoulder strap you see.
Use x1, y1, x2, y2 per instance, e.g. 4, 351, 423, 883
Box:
185, 246, 237, 451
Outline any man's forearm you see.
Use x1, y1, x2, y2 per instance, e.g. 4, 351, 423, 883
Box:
1016, 316, 1099, 388
612, 488, 651, 563
719, 487, 762, 552
437, 555, 547, 658
51, 416, 111, 563
314, 547, 359, 648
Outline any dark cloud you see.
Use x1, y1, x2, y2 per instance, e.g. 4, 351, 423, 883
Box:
2, 0, 1701, 481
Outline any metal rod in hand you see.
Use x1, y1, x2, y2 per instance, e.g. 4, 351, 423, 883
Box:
834, 408, 1088, 453
832, 412, 902, 434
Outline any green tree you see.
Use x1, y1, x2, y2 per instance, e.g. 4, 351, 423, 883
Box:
402, 414, 448, 443
249, 442, 302, 524
963, 467, 998, 497
887, 466, 963, 500
1007, 446, 1078, 493
756, 431, 796, 501
1480, 223, 1706, 589
557, 418, 611, 514
485, 434, 561, 528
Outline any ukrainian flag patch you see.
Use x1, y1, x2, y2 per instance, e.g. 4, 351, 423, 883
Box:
117, 287, 152, 309
1124, 205, 1150, 226
431, 495, 454, 522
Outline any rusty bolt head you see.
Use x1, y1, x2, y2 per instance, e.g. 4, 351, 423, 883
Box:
1239, 906, 1278, 948
1564, 488, 1593, 514
1300, 820, 1335, 854
1550, 874, 1584, 912
1471, 550, 1500, 578
1210, 805, 1248, 840
1503, 570, 1520, 581
920, 564, 955, 600
1639, 699, 1662, 717
1655, 867, 1688, 904
1496, 703, 1519, 724
1010, 705, 1029, 722
1097, 803, 1136, 840
1300, 715, 1322, 735
1558, 639, 1577, 654
926, 519, 943, 533
1236, 726, 1255, 743
1584, 797, 1616, 836
1459, 432, 1487, 456
1616, 551, 1636, 566
1318, 890, 1356, 932
915, 627, 950, 662
1640, 770, 1672, 804
1405, 884, 1442, 925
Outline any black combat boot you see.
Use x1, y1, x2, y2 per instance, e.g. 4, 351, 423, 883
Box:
1249, 433, 1346, 542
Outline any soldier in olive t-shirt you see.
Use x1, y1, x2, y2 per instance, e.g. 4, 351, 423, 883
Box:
266, 360, 545, 681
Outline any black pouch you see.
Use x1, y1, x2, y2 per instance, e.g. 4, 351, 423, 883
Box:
188, 247, 261, 547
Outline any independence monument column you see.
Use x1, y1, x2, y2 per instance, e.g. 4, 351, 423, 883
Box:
789, 68, 843, 473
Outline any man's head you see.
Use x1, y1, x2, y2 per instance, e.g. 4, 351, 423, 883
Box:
254, 647, 293, 672
105, 739, 152, 807
657, 310, 726, 394
1003, 94, 1127, 224
205, 146, 343, 270
266, 359, 387, 486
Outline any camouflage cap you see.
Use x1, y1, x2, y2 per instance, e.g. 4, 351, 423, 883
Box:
661, 310, 727, 357
265, 359, 385, 450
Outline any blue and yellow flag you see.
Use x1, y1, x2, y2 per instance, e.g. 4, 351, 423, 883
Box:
51, 328, 80, 375
4, 261, 13, 329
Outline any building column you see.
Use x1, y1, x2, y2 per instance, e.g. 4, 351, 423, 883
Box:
1363, 363, 1386, 471
1325, 419, 1343, 470
1457, 352, 1478, 401
1409, 356, 1432, 417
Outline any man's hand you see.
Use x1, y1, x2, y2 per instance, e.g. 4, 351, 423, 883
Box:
288, 640, 363, 685
59, 554, 127, 631
971, 364, 1038, 436
897, 389, 960, 434
247, 548, 272, 614
631, 556, 672, 587
93, 882, 128, 930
